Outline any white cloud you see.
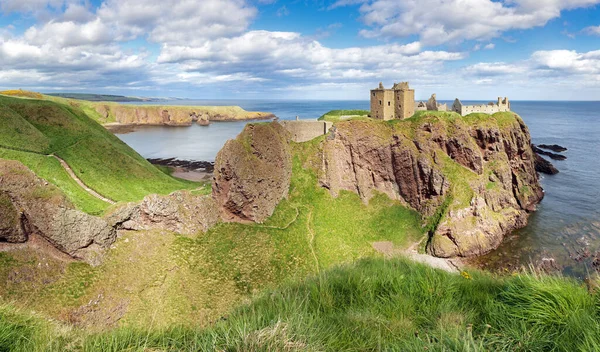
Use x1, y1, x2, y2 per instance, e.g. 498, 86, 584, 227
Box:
463, 49, 600, 82
156, 30, 462, 84
582, 25, 600, 35
97, 0, 257, 45
355, 0, 600, 45
531, 50, 600, 74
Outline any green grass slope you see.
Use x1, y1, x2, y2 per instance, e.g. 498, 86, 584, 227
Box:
3, 258, 600, 351
0, 95, 199, 214
0, 137, 424, 331
318, 109, 370, 122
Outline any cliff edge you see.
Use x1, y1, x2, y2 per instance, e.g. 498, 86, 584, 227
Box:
320, 112, 543, 257
214, 112, 543, 258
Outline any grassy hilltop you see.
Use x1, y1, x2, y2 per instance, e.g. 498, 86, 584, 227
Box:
1, 89, 274, 126
0, 104, 598, 351
0, 94, 199, 214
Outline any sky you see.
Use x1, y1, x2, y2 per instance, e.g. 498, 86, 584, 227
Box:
0, 0, 599, 100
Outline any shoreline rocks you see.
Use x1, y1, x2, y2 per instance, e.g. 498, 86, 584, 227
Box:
534, 153, 559, 175
532, 145, 567, 161
538, 144, 567, 152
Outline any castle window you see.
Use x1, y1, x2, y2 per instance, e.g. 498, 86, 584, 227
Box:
379, 100, 382, 105
372, 93, 375, 97
388, 101, 391, 106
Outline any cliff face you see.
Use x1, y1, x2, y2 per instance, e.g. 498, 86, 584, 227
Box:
95, 104, 275, 126
212, 123, 292, 223
0, 160, 116, 265
320, 113, 543, 258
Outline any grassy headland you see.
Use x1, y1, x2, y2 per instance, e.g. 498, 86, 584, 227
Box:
0, 94, 199, 214
0, 105, 585, 351
1, 90, 275, 126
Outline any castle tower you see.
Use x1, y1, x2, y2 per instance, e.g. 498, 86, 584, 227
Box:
393, 82, 415, 119
370, 82, 395, 120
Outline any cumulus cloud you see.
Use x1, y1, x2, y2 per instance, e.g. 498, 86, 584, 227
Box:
97, 0, 257, 45
464, 49, 600, 82
155, 30, 463, 86
353, 0, 600, 45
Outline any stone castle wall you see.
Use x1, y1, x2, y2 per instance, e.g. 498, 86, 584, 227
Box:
279, 120, 333, 142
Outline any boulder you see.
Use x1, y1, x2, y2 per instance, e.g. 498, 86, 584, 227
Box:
213, 122, 292, 223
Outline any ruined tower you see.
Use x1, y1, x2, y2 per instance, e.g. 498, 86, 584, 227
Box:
370, 82, 395, 120
393, 82, 415, 120
370, 82, 415, 120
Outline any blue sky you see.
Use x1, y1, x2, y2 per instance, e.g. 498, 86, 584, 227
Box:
0, 0, 599, 100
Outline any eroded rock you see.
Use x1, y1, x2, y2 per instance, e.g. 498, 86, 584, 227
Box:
107, 191, 219, 234
213, 122, 292, 223
0, 160, 116, 265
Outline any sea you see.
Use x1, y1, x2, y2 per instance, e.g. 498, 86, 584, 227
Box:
115, 100, 600, 278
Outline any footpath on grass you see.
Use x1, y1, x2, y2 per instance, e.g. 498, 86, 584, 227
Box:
0, 144, 116, 205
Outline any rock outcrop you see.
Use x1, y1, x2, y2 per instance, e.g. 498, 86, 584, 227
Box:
107, 191, 219, 235
0, 160, 116, 265
213, 122, 292, 223
534, 153, 559, 175
320, 113, 544, 258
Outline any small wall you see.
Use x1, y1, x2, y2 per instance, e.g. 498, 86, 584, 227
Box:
279, 120, 333, 143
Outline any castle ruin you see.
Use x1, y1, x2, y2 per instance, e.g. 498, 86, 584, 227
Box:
370, 82, 415, 120
370, 82, 510, 119
451, 97, 510, 116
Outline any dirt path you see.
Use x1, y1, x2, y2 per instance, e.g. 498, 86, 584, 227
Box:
306, 208, 320, 274
0, 144, 116, 205
372, 241, 461, 273
50, 155, 116, 205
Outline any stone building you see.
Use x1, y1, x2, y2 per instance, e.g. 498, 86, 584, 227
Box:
371, 81, 510, 119
416, 94, 447, 112
451, 97, 510, 116
370, 82, 415, 120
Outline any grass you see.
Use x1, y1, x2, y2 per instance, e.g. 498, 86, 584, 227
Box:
2, 258, 600, 351
0, 95, 200, 214
0, 135, 424, 332
318, 109, 370, 122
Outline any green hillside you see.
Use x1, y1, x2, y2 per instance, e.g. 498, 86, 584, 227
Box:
0, 95, 199, 214
2, 258, 599, 351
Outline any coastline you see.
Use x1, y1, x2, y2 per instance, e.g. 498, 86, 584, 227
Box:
105, 115, 277, 134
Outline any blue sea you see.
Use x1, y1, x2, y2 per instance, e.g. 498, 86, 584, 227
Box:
116, 100, 600, 277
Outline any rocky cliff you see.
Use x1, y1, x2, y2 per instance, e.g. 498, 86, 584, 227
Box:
319, 113, 544, 258
95, 104, 275, 126
212, 123, 292, 223
0, 160, 116, 265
